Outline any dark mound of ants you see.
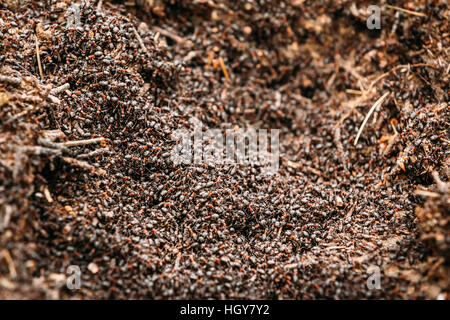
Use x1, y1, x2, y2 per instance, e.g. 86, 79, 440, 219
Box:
0, 0, 448, 299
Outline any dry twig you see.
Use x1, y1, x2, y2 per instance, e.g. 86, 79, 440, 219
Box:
62, 157, 106, 176
59, 137, 105, 147
386, 5, 427, 17
354, 92, 390, 146
133, 27, 148, 53
152, 26, 191, 46
1, 249, 17, 279
35, 35, 44, 79
219, 57, 231, 82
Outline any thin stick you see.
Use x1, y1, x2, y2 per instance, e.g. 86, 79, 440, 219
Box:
152, 26, 189, 45
37, 137, 69, 153
154, 32, 160, 44
346, 89, 363, 95
5, 105, 34, 124
35, 35, 44, 79
19, 145, 62, 156
62, 157, 106, 175
0, 75, 21, 86
219, 57, 230, 82
354, 92, 390, 146
284, 262, 299, 270
44, 187, 54, 203
382, 121, 399, 156
96, 0, 103, 11
50, 83, 70, 95
1, 249, 17, 279
432, 171, 447, 191
386, 5, 427, 17
345, 202, 356, 220
133, 27, 148, 53
324, 246, 347, 251
414, 189, 440, 198
0, 204, 13, 230
307, 166, 322, 176
277, 225, 283, 239
77, 148, 110, 159
59, 137, 105, 147
47, 94, 61, 104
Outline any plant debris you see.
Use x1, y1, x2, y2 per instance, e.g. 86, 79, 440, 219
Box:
0, 0, 448, 299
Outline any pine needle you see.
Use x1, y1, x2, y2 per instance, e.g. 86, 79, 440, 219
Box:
35, 35, 44, 79
219, 57, 230, 82
354, 92, 390, 146
59, 137, 105, 147
386, 5, 427, 17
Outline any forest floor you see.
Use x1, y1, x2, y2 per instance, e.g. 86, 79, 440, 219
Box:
0, 0, 448, 299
